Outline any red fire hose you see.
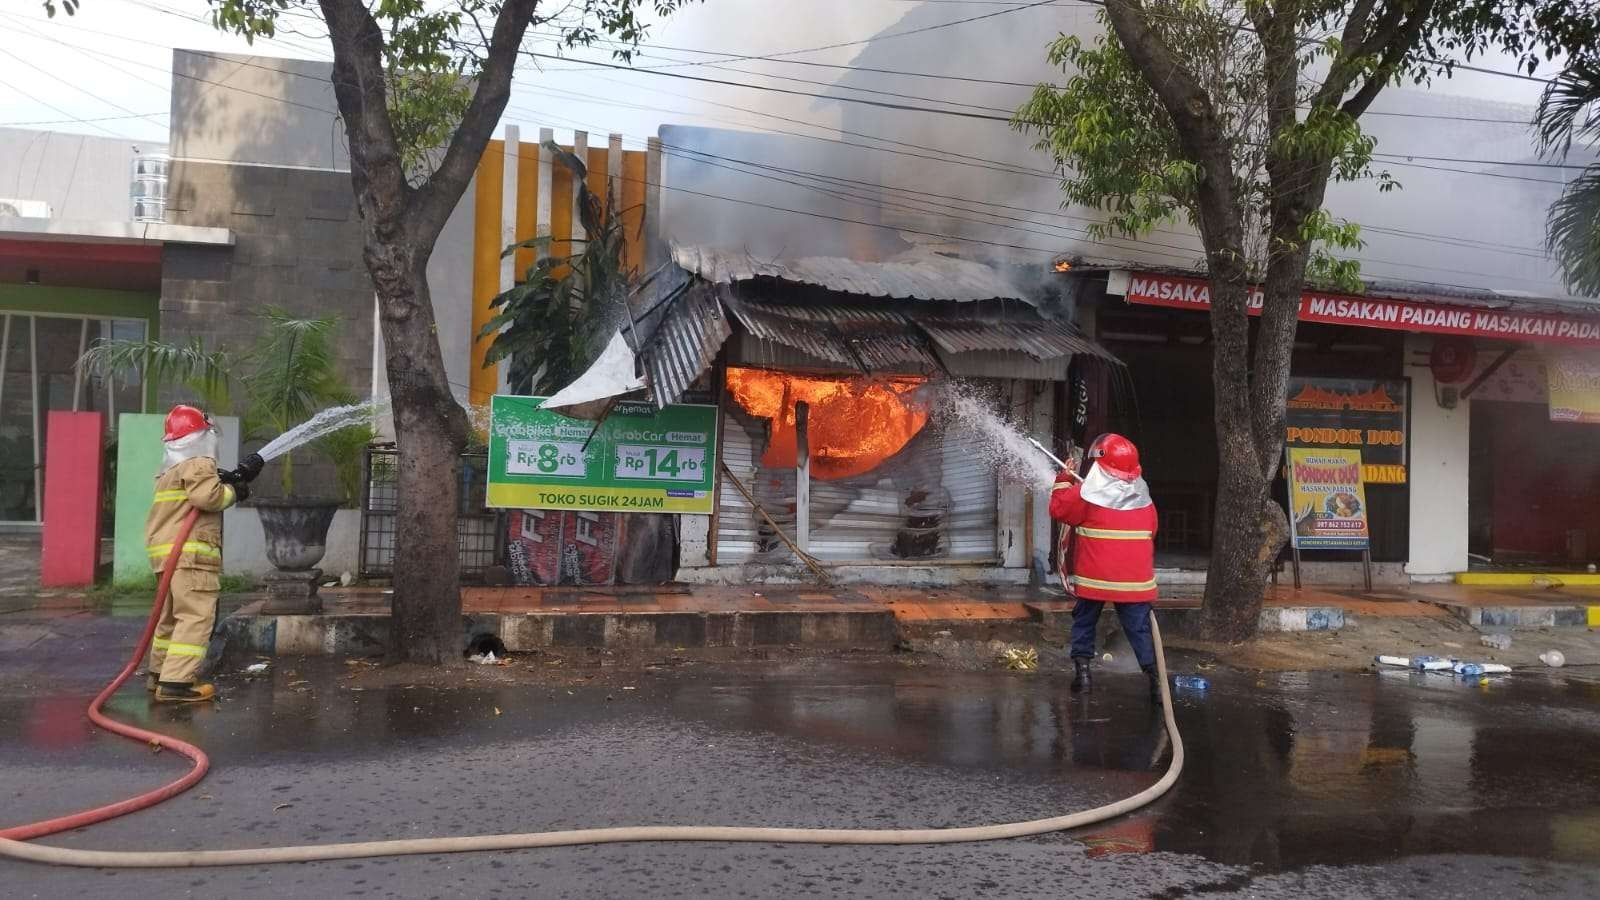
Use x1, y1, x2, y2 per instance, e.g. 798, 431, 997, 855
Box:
0, 508, 211, 842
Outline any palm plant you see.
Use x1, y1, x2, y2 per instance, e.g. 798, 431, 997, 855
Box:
77, 336, 233, 412
76, 308, 371, 502
241, 308, 357, 495
1536, 56, 1600, 297
479, 140, 636, 395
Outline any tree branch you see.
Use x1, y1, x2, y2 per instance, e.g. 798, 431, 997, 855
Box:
1339, 0, 1380, 53
408, 0, 541, 248
319, 0, 410, 238
1312, 0, 1417, 111
1101, 0, 1240, 246
1340, 3, 1436, 119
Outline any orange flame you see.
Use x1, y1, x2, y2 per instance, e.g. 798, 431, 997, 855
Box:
1053, 260, 1073, 273
726, 367, 928, 480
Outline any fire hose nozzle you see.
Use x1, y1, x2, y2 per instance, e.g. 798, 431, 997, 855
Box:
221, 452, 265, 485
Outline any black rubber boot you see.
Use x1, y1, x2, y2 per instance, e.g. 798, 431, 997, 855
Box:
1142, 664, 1161, 705
1070, 657, 1093, 693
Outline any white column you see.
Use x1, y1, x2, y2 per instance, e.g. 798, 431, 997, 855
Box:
496, 125, 520, 396
606, 133, 624, 208
1029, 381, 1057, 578
997, 379, 1029, 568
1406, 333, 1471, 578
570, 130, 587, 247
795, 401, 810, 553
644, 136, 663, 268
536, 127, 554, 255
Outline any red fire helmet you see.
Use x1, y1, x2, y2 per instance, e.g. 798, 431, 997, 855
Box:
1088, 433, 1141, 481
162, 405, 211, 442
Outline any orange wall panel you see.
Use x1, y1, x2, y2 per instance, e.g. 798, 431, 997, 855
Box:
470, 140, 504, 406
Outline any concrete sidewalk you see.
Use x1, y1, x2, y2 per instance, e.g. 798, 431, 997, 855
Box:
214, 581, 1475, 658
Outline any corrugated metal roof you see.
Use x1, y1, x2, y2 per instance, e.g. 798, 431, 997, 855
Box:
673, 244, 1027, 302
640, 282, 732, 407
920, 319, 1120, 363
726, 298, 944, 371
637, 270, 1121, 405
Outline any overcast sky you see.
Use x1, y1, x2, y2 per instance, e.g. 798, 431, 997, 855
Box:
0, 0, 1556, 152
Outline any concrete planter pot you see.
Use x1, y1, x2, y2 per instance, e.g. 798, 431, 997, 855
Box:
255, 498, 341, 614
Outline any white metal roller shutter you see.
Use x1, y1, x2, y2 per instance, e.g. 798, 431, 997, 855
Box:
714, 402, 999, 564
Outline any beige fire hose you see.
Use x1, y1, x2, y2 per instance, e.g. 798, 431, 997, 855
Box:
0, 615, 1181, 868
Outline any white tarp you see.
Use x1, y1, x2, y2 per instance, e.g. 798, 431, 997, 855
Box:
538, 330, 647, 419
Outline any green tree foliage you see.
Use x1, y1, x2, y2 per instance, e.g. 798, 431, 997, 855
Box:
1536, 61, 1600, 296
1439, 1, 1600, 296
1016, 0, 1491, 641
479, 141, 635, 396
1016, 11, 1382, 293
200, 0, 692, 665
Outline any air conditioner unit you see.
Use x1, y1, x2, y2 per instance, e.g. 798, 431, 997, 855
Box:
0, 198, 53, 218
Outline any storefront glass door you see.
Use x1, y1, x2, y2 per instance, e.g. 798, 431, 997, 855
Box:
0, 312, 147, 524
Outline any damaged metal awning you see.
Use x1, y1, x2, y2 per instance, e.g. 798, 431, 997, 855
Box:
539, 329, 648, 420
633, 249, 1122, 407
638, 282, 733, 410
724, 297, 944, 371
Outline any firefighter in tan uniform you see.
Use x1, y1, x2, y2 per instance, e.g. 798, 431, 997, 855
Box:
144, 405, 261, 703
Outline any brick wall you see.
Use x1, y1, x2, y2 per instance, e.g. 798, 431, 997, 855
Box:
160, 160, 373, 501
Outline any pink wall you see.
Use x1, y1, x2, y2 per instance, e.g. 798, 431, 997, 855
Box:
40, 411, 105, 587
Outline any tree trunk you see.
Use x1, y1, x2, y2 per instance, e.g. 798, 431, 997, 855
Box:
1197, 260, 1278, 642
372, 250, 469, 665
317, 0, 533, 664
1198, 163, 1333, 642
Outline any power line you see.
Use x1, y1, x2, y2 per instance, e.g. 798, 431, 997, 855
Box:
0, 73, 129, 139
3, 8, 1565, 263
508, 75, 1562, 258
526, 0, 1555, 87
0, 43, 163, 129
0, 111, 169, 127
530, 54, 1572, 177
1373, 152, 1591, 171
506, 101, 1564, 285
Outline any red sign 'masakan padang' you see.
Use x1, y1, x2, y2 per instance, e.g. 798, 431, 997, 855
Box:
1118, 272, 1600, 348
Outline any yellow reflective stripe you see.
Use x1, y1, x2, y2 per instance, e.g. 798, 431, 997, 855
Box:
152, 637, 170, 649
221, 485, 237, 508
146, 541, 221, 558
1073, 575, 1158, 592
1075, 526, 1153, 540
153, 490, 188, 503
166, 642, 207, 658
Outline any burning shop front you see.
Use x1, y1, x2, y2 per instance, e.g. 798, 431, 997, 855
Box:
636, 245, 1120, 585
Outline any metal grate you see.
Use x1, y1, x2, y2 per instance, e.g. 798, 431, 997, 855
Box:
359, 447, 500, 581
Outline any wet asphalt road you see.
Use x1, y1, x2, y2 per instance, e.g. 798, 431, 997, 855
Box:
3, 606, 1600, 898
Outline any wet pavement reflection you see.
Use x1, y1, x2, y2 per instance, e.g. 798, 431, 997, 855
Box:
5, 651, 1598, 877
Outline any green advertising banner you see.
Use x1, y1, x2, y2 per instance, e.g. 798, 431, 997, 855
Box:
487, 396, 719, 514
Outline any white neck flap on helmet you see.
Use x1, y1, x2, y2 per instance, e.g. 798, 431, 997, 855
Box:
1078, 461, 1153, 510
161, 427, 219, 474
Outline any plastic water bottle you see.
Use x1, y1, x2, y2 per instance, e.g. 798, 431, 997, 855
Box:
1453, 661, 1511, 675
1172, 675, 1210, 691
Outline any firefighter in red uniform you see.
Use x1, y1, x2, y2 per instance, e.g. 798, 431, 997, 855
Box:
1049, 434, 1160, 702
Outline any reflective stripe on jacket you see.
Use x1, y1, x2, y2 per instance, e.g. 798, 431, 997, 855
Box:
1048, 474, 1158, 602
145, 456, 236, 571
